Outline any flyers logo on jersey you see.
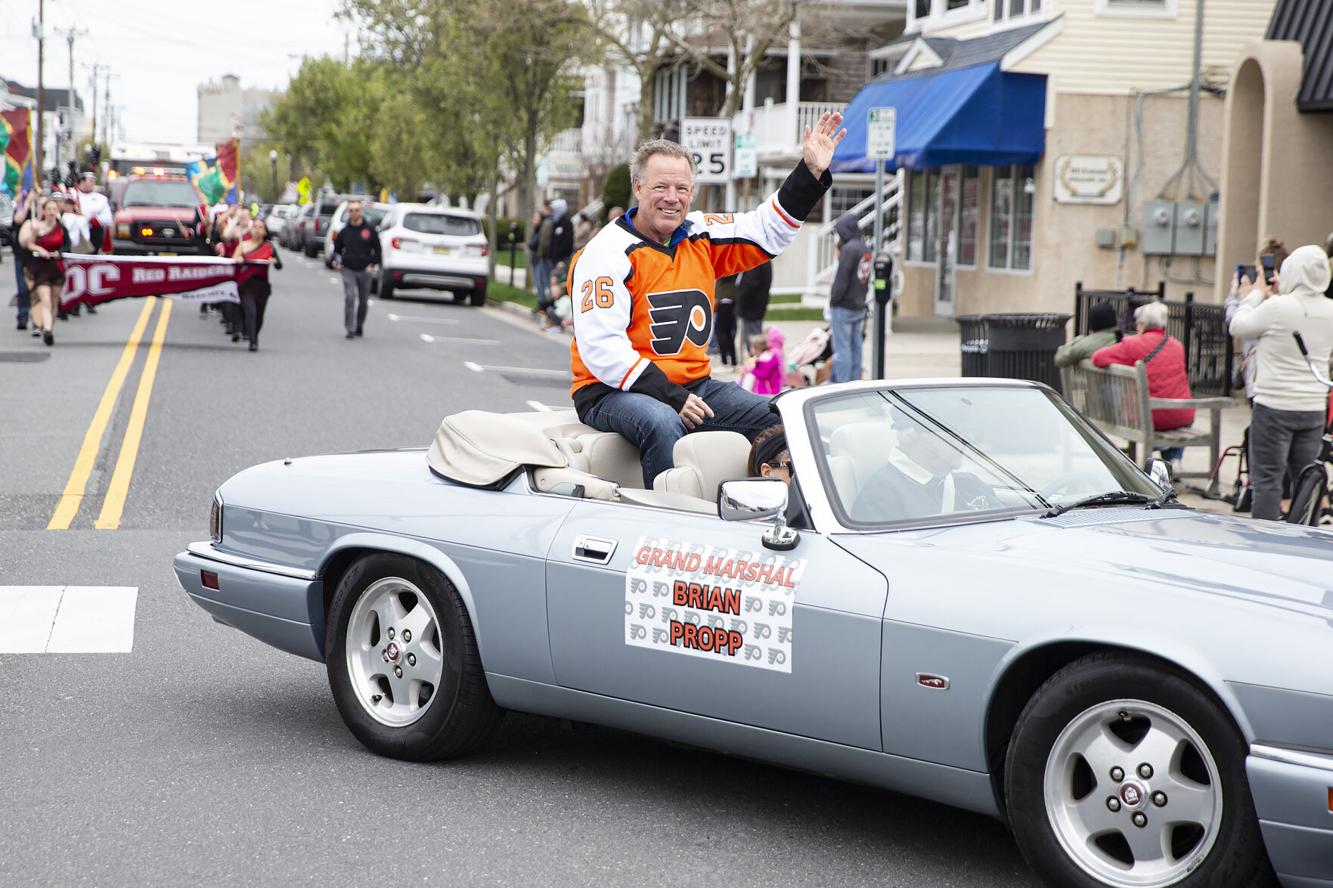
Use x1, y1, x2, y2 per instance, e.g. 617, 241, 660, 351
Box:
646, 289, 712, 356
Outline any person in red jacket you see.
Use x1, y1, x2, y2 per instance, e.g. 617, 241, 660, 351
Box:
1091, 300, 1194, 469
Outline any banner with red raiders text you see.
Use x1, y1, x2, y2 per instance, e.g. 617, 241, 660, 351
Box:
58, 254, 268, 308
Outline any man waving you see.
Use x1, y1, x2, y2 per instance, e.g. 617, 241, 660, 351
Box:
570, 113, 845, 487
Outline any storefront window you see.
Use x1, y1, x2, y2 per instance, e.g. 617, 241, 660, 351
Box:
959, 166, 979, 266
923, 169, 940, 263
907, 171, 926, 261
990, 167, 1012, 268
988, 165, 1035, 271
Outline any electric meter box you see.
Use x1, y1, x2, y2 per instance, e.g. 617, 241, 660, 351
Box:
1174, 201, 1207, 256
1141, 201, 1175, 255
1203, 198, 1219, 257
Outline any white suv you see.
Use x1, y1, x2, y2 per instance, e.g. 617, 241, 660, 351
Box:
374, 204, 489, 305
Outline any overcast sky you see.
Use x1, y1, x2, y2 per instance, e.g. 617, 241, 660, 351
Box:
1, 0, 356, 143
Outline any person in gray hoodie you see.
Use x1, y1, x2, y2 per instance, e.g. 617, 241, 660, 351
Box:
1229, 244, 1333, 520
829, 212, 870, 383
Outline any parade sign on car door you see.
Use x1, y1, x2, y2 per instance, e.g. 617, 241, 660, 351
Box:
625, 536, 804, 673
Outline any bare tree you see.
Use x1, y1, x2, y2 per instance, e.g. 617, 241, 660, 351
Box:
663, 0, 799, 118
584, 0, 687, 146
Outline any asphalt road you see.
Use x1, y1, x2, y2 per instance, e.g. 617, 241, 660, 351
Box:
0, 249, 1039, 887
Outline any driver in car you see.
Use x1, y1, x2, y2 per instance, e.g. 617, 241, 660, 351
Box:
852, 409, 998, 522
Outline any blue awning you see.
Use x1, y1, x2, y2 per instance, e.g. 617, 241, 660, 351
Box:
830, 62, 1047, 173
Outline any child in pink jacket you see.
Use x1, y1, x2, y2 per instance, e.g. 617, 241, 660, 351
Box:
739, 327, 785, 395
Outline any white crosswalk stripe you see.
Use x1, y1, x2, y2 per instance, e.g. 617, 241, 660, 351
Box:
0, 586, 138, 653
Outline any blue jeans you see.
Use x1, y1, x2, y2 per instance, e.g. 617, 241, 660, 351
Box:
581, 377, 781, 487
830, 305, 865, 383
12, 250, 29, 325
533, 258, 553, 305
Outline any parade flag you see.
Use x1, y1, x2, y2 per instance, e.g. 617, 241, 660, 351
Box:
58, 254, 268, 308
1, 107, 35, 197
186, 139, 241, 206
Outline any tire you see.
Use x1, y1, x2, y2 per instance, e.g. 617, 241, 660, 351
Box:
470, 281, 487, 306
1004, 652, 1274, 888
1285, 464, 1327, 526
304, 243, 319, 258
325, 553, 502, 761
378, 271, 395, 300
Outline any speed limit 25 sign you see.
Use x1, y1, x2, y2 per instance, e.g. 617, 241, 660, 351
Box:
680, 118, 732, 184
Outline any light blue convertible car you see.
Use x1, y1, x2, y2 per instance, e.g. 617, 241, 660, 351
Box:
175, 379, 1333, 888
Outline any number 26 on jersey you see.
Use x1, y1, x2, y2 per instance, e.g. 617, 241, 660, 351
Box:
581, 276, 615, 312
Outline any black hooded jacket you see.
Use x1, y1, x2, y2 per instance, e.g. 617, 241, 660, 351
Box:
829, 213, 869, 311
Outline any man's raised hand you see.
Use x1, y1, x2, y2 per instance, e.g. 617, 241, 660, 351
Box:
802, 111, 847, 179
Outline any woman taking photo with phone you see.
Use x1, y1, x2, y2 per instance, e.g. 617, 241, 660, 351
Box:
17, 196, 69, 346
1229, 244, 1333, 520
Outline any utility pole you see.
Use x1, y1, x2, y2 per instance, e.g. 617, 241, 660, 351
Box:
85, 63, 109, 153
56, 27, 89, 169
35, 0, 46, 182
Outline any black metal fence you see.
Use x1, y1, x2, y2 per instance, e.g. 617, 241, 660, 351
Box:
1073, 281, 1233, 397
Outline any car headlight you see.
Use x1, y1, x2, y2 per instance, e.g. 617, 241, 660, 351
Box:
209, 492, 223, 543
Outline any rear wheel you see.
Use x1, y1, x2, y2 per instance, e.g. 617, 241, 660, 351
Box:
326, 553, 501, 761
378, 271, 395, 300
1005, 652, 1274, 888
469, 281, 487, 306
304, 242, 319, 258
1285, 463, 1328, 526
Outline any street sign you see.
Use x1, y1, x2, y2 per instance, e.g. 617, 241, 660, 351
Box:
733, 133, 757, 179
867, 107, 896, 161
295, 176, 312, 205
681, 117, 732, 184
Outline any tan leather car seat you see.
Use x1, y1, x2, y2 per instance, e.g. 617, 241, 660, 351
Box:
652, 431, 752, 502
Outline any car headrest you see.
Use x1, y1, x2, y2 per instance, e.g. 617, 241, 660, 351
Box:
652, 431, 751, 501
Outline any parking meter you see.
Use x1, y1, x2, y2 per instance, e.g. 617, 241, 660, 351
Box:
507, 222, 519, 285
871, 251, 893, 377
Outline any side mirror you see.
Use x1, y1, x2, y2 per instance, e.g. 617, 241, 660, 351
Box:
718, 479, 799, 551
1148, 458, 1173, 493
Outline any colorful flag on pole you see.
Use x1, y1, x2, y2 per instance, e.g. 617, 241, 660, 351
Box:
1, 107, 35, 197
186, 139, 241, 205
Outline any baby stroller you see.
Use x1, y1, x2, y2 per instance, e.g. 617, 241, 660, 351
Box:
784, 326, 832, 388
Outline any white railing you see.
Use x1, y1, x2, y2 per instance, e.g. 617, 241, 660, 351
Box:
736, 101, 844, 159
805, 174, 902, 298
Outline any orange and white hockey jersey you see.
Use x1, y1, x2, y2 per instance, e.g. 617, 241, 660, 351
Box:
569, 160, 831, 416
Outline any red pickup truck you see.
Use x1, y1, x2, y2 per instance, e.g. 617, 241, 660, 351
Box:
110, 176, 208, 256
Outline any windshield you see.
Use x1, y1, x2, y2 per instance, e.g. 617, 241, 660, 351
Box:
403, 213, 481, 236
339, 206, 387, 227
122, 181, 200, 208
808, 386, 1159, 527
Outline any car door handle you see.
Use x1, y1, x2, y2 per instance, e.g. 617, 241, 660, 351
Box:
572, 535, 617, 565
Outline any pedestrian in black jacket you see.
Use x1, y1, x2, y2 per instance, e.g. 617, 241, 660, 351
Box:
829, 213, 869, 382
331, 200, 382, 339
545, 198, 574, 268
736, 260, 773, 344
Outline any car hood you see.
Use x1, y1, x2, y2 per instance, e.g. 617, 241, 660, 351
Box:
115, 206, 196, 222
843, 508, 1333, 620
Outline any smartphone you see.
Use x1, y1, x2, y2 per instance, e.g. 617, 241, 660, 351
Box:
1236, 263, 1256, 283
1260, 254, 1276, 282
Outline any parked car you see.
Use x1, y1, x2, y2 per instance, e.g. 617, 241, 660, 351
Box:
282, 204, 315, 251
373, 203, 489, 304
175, 378, 1333, 888
301, 194, 367, 259
265, 204, 298, 238
0, 192, 13, 252
323, 200, 390, 268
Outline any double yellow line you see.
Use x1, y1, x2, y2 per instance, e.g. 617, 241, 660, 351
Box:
47, 296, 174, 531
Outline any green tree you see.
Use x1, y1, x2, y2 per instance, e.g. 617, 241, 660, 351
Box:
602, 163, 631, 220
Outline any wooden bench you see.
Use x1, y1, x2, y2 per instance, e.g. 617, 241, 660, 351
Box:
1060, 359, 1233, 492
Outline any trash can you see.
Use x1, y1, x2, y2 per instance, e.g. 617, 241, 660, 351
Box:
955, 313, 1071, 393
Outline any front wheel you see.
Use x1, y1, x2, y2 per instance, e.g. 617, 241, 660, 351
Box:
1004, 652, 1274, 888
1285, 463, 1328, 526
326, 553, 502, 761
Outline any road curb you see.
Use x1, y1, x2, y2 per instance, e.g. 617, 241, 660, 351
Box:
489, 299, 536, 319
